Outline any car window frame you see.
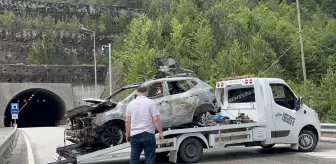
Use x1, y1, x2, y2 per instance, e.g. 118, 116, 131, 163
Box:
166, 79, 192, 96
144, 81, 169, 99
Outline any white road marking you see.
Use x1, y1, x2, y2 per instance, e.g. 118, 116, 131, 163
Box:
20, 130, 35, 164
305, 149, 336, 159
20, 127, 74, 164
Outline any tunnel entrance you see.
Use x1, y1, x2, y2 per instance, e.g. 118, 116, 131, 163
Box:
4, 88, 66, 128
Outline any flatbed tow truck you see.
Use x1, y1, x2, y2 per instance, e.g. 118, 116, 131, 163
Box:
50, 75, 321, 164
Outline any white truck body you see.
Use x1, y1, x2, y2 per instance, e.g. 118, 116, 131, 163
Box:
51, 76, 321, 164
215, 76, 321, 147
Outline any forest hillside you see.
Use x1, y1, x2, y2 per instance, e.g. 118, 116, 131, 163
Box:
112, 0, 336, 122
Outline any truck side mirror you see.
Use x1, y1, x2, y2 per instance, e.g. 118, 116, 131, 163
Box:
296, 97, 303, 110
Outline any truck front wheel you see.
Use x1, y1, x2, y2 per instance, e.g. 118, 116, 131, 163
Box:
298, 130, 318, 152
178, 138, 203, 163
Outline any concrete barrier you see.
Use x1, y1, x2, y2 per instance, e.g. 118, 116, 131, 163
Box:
0, 125, 19, 164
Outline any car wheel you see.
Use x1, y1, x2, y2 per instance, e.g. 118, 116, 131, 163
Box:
193, 112, 215, 127
298, 130, 318, 152
178, 138, 203, 163
100, 125, 125, 147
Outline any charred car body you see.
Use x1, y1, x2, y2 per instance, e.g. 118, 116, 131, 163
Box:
63, 58, 220, 148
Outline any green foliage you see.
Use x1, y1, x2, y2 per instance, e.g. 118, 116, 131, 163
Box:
28, 37, 69, 65
322, 0, 336, 18
317, 69, 336, 122
0, 11, 26, 31
111, 0, 336, 122
113, 15, 159, 83
0, 11, 132, 34
37, 0, 143, 7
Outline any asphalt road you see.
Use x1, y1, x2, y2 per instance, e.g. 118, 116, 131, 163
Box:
10, 127, 336, 164
110, 143, 336, 164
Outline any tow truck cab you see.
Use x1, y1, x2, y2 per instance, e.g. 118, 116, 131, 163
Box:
215, 75, 321, 151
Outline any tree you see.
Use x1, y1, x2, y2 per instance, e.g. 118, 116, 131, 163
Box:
113, 15, 159, 83
322, 0, 336, 18
110, 0, 336, 122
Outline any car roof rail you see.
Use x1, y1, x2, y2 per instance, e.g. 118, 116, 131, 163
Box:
165, 73, 197, 78
153, 57, 197, 78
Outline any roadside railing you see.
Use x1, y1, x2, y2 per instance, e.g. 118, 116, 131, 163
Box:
321, 123, 336, 137
321, 123, 336, 132
0, 125, 19, 164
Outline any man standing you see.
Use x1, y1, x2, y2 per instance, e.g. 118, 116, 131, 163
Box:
125, 86, 164, 164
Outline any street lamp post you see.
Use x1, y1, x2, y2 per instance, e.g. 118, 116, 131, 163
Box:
102, 43, 112, 95
81, 26, 97, 98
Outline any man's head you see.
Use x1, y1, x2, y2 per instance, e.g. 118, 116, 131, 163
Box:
136, 86, 148, 96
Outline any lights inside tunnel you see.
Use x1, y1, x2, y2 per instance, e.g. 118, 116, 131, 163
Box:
4, 88, 66, 128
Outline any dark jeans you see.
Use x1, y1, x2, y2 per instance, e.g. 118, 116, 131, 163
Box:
130, 131, 156, 164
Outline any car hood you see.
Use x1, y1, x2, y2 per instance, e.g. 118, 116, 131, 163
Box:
82, 98, 108, 104
63, 98, 118, 118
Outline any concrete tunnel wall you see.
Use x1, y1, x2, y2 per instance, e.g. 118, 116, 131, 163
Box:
0, 65, 124, 128
0, 83, 105, 128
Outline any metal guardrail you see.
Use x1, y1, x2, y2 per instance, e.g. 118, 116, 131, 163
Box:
0, 125, 19, 164
321, 123, 336, 133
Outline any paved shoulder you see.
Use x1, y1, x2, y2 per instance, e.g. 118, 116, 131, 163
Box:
19, 126, 72, 164
8, 131, 29, 164
304, 142, 336, 159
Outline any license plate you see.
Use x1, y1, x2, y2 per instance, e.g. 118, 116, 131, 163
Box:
53, 153, 65, 161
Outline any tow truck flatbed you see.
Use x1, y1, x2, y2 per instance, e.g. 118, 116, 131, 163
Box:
50, 121, 267, 164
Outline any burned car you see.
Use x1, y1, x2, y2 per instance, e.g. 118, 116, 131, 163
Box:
63, 58, 220, 147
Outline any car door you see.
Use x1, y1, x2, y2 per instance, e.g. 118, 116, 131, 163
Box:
145, 81, 172, 128
270, 83, 297, 143
167, 79, 199, 127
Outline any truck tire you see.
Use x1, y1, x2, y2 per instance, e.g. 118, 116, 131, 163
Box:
178, 138, 203, 163
298, 130, 318, 152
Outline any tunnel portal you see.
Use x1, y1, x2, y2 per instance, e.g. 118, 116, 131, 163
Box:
4, 88, 66, 128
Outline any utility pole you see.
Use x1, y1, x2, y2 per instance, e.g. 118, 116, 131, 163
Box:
296, 0, 307, 82
108, 43, 112, 95
94, 32, 97, 98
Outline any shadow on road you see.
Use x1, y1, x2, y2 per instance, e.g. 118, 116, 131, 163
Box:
200, 147, 297, 163
99, 146, 299, 164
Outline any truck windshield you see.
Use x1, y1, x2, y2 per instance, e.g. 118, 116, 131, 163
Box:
228, 87, 255, 103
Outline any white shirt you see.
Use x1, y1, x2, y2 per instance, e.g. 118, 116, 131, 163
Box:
126, 96, 160, 136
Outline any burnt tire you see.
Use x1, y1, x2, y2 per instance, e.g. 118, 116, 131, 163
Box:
178, 138, 203, 163
99, 124, 125, 147
298, 130, 318, 152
